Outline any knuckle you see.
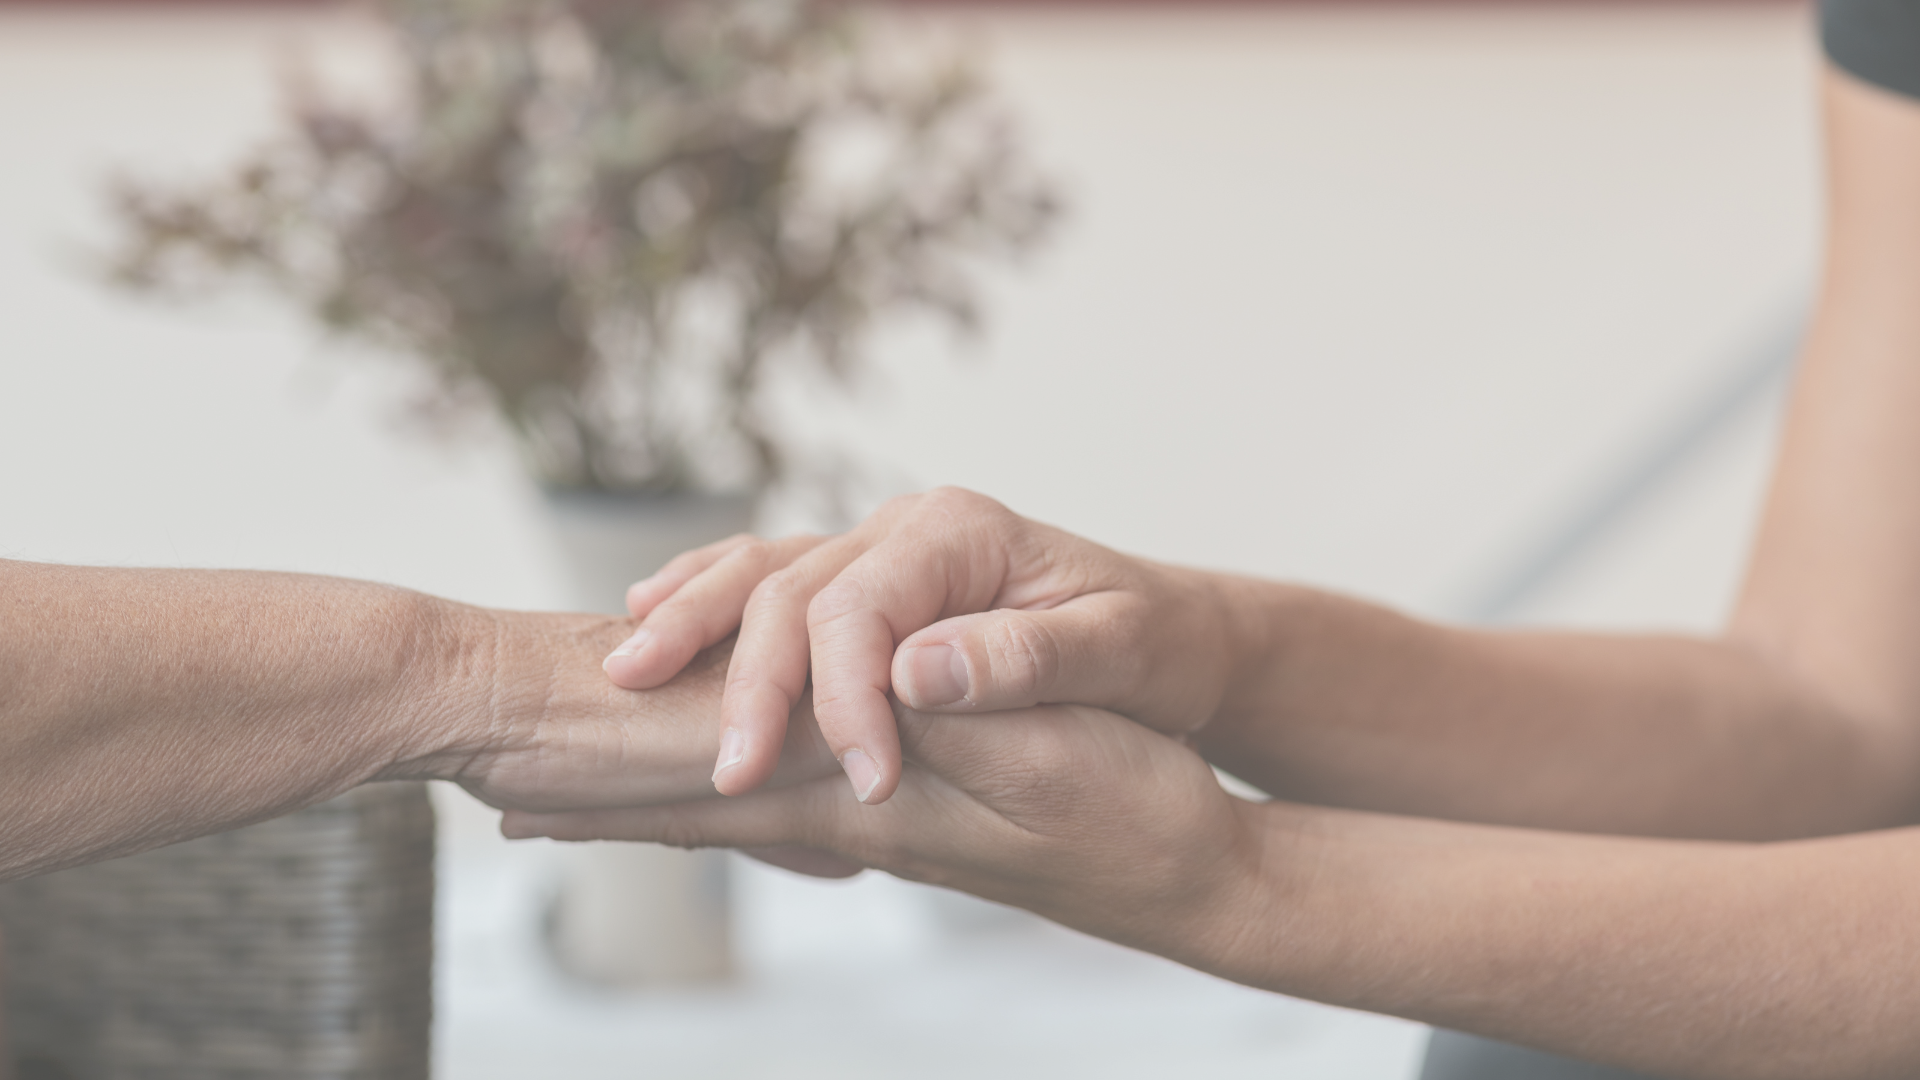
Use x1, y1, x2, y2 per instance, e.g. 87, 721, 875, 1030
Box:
722, 666, 767, 700
726, 536, 779, 570
647, 593, 696, 627
807, 576, 872, 627
806, 683, 865, 724
749, 566, 808, 609
981, 616, 1059, 699
924, 485, 1003, 523
872, 492, 925, 522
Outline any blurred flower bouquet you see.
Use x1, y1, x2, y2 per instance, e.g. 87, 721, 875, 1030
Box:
104, 0, 1056, 496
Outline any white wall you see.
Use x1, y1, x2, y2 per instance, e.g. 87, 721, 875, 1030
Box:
0, 3, 1820, 1077
843, 2, 1816, 628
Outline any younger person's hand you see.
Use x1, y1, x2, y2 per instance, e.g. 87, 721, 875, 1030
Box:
502, 701, 1263, 975
601, 487, 1247, 806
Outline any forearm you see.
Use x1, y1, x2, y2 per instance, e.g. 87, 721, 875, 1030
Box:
1218, 800, 1920, 1079
1187, 71, 1920, 843
0, 561, 476, 878
1193, 580, 1917, 840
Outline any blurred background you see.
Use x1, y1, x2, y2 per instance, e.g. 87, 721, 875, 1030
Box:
0, 1, 1818, 1077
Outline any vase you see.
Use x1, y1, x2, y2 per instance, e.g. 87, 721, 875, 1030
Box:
0, 784, 435, 1079
537, 488, 755, 988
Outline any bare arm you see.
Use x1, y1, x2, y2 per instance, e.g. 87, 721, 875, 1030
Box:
1232, 805, 1920, 1079
1195, 587, 1903, 840
514, 699, 1920, 1080
0, 559, 836, 882
1196, 65, 1920, 841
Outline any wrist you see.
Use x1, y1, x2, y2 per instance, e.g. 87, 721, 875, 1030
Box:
396, 603, 842, 811
1185, 571, 1287, 737
396, 603, 644, 800
369, 594, 507, 783
1185, 798, 1339, 994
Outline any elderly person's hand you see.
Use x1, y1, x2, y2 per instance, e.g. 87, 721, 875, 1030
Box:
440, 612, 841, 816
601, 488, 1251, 806
503, 702, 1263, 968
0, 559, 841, 881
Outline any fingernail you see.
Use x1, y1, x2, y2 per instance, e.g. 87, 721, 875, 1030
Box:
713, 727, 747, 784
901, 644, 969, 707
605, 628, 651, 663
841, 748, 882, 803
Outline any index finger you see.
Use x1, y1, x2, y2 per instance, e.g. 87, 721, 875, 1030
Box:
712, 530, 892, 796
798, 528, 1015, 805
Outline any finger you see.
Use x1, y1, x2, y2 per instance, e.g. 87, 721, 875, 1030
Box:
892, 593, 1147, 714
725, 489, 1028, 804
739, 845, 866, 879
806, 595, 906, 805
501, 776, 850, 853
715, 532, 891, 798
604, 534, 824, 691
800, 529, 1014, 806
623, 534, 758, 619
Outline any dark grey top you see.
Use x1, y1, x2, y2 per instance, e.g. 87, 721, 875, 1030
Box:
1824, 0, 1920, 99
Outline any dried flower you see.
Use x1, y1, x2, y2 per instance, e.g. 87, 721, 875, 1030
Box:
103, 0, 1057, 494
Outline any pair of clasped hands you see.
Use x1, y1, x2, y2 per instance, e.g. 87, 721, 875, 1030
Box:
501, 487, 1257, 961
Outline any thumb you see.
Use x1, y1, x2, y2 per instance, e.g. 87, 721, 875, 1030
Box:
891, 594, 1144, 713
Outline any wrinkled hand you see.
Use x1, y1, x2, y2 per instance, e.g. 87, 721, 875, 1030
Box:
437, 609, 839, 814
601, 487, 1242, 806
502, 702, 1263, 970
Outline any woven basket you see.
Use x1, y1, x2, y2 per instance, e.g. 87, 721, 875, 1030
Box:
0, 783, 434, 1080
